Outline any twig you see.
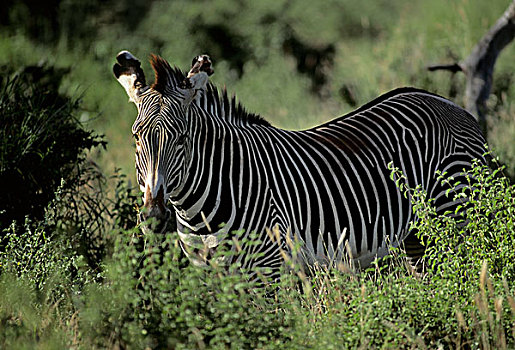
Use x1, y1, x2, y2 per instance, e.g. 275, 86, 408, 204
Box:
427, 63, 463, 73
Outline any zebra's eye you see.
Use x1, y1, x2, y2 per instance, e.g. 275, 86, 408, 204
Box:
177, 134, 186, 144
134, 134, 142, 148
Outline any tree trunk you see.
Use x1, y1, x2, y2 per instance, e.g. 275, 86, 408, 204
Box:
428, 0, 515, 131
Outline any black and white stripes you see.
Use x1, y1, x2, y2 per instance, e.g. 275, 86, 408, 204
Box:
115, 52, 489, 280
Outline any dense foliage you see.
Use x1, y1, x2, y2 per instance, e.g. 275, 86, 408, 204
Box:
0, 66, 104, 228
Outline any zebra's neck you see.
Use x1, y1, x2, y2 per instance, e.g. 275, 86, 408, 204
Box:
170, 111, 273, 238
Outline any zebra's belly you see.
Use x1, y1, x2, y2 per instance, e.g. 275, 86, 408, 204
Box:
177, 229, 231, 267
294, 229, 398, 270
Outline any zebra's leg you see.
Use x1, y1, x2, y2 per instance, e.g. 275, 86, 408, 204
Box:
402, 229, 427, 275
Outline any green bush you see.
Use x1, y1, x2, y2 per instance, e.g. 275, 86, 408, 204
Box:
2, 160, 514, 349
0, 65, 104, 229
79, 230, 293, 349
410, 159, 515, 282
378, 158, 515, 348
0, 166, 143, 349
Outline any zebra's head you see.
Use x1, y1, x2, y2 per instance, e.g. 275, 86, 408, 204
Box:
113, 51, 213, 233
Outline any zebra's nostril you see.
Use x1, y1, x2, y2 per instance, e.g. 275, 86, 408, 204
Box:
138, 205, 169, 234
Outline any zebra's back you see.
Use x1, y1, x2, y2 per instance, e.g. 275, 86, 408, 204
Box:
262, 88, 487, 267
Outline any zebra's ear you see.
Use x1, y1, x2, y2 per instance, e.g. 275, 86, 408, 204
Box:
113, 50, 149, 103
179, 54, 214, 107
182, 55, 214, 88
150, 54, 175, 94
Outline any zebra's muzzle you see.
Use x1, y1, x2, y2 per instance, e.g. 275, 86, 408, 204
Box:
139, 185, 171, 234
138, 208, 171, 234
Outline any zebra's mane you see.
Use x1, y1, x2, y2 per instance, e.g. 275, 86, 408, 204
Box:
151, 56, 270, 127
202, 83, 271, 127
151, 55, 186, 93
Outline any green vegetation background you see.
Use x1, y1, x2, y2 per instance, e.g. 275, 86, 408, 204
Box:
1, 0, 514, 179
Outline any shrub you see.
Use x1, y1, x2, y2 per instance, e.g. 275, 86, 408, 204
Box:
79, 229, 293, 349
0, 167, 142, 349
384, 158, 515, 348
402, 158, 515, 282
0, 65, 105, 229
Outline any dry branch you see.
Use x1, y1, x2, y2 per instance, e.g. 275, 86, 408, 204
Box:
428, 0, 515, 129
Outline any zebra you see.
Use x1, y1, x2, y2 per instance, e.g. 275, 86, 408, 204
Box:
113, 50, 489, 280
